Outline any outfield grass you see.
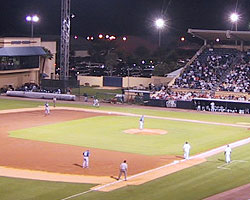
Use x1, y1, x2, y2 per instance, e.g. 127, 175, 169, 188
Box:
78, 143, 250, 200
1, 142, 250, 200
71, 86, 122, 98
10, 116, 249, 155
0, 98, 249, 125
0, 176, 94, 200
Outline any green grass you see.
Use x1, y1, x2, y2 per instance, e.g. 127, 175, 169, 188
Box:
0, 98, 42, 110
10, 116, 249, 155
0, 176, 94, 200
0, 98, 249, 125
1, 142, 250, 200
77, 143, 250, 200
1, 98, 250, 199
71, 86, 122, 99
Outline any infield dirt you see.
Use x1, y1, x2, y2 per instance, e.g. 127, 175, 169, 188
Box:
0, 109, 178, 176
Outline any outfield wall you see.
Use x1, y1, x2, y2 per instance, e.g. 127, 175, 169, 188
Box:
78, 76, 103, 87
78, 75, 172, 88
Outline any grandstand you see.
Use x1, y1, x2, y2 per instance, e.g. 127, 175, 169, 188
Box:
149, 29, 250, 113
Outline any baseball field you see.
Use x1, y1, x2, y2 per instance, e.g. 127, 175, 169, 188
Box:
0, 97, 250, 200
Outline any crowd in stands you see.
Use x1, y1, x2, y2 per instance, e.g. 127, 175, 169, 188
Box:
150, 85, 249, 102
219, 53, 250, 93
174, 48, 239, 90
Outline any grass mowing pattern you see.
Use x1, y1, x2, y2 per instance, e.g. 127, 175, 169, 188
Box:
1, 142, 250, 200
10, 116, 249, 155
0, 176, 94, 200
64, 143, 250, 200
1, 98, 250, 124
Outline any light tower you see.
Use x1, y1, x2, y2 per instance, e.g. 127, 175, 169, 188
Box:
155, 18, 165, 47
60, 0, 71, 80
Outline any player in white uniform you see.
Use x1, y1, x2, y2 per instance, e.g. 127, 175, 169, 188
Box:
224, 145, 232, 163
93, 98, 99, 107
53, 97, 57, 107
117, 160, 128, 181
139, 115, 144, 130
183, 142, 191, 160
83, 150, 90, 168
44, 102, 50, 116
210, 102, 215, 112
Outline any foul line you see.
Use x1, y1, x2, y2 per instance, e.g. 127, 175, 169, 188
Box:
59, 137, 250, 200
217, 160, 248, 170
58, 107, 250, 129
1, 106, 249, 129
60, 190, 92, 200
59, 159, 184, 200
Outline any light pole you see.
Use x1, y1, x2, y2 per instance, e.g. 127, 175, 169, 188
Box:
155, 18, 165, 47
229, 13, 239, 45
230, 13, 239, 31
26, 15, 39, 37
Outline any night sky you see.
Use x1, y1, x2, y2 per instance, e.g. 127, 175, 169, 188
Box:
0, 0, 249, 38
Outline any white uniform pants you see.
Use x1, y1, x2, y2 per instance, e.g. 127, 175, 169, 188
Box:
45, 107, 50, 115
184, 150, 190, 159
83, 157, 89, 168
139, 121, 144, 130
225, 154, 231, 163
118, 169, 127, 180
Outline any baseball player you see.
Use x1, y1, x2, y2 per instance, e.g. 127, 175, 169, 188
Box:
117, 160, 128, 181
224, 145, 232, 163
53, 96, 57, 107
139, 115, 144, 130
183, 141, 191, 160
210, 102, 215, 112
83, 150, 90, 168
93, 97, 100, 107
44, 102, 50, 116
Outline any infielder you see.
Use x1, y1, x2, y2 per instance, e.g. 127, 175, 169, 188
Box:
183, 141, 191, 160
224, 145, 232, 163
117, 160, 128, 181
139, 115, 144, 130
83, 150, 90, 168
44, 102, 50, 116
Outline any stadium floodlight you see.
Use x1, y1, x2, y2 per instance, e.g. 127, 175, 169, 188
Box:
154, 18, 166, 47
26, 15, 40, 37
229, 12, 240, 32
155, 18, 165, 29
230, 13, 239, 23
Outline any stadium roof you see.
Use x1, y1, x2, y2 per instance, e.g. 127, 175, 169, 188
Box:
188, 29, 250, 42
0, 46, 46, 56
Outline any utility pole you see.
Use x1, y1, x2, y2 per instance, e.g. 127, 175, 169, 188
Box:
60, 0, 71, 80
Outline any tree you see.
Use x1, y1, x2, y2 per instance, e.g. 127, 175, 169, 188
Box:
105, 51, 118, 76
134, 46, 150, 60
41, 47, 53, 81
153, 61, 178, 76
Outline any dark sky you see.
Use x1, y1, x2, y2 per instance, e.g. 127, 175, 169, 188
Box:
0, 0, 249, 38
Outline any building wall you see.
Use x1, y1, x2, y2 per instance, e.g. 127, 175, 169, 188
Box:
0, 37, 42, 47
0, 37, 56, 88
0, 69, 39, 88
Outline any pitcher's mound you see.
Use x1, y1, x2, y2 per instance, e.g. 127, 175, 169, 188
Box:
124, 129, 167, 135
